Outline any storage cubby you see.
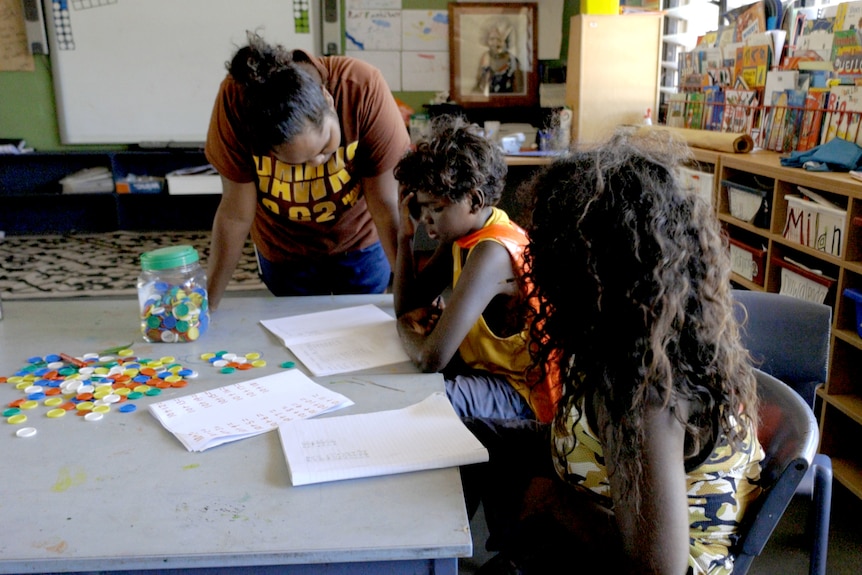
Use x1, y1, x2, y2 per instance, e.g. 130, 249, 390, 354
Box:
0, 149, 217, 234
713, 150, 862, 499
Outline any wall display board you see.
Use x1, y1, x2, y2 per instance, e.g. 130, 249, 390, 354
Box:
42, 0, 319, 145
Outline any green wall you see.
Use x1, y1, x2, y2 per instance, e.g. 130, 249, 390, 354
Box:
0, 1, 577, 151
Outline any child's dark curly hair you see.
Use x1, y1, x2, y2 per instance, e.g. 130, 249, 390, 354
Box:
394, 115, 507, 205
524, 130, 758, 507
227, 31, 331, 156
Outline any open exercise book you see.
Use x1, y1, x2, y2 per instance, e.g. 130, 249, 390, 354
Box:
148, 370, 354, 452
260, 304, 411, 376
278, 392, 489, 486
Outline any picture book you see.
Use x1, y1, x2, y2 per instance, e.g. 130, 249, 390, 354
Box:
764, 70, 799, 107
797, 17, 835, 62
832, 30, 862, 76
823, 85, 862, 145
722, 89, 759, 134
703, 86, 725, 131
781, 89, 808, 152
741, 43, 770, 88
717, 24, 736, 48
834, 0, 862, 32
667, 92, 687, 128
820, 90, 840, 146
764, 90, 789, 151
678, 51, 700, 89
797, 88, 828, 151
734, 1, 767, 43
701, 46, 724, 75
733, 44, 747, 88
699, 30, 719, 48
685, 92, 705, 130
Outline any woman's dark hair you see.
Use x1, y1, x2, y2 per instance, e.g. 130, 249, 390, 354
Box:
524, 129, 758, 507
394, 114, 507, 211
228, 32, 330, 155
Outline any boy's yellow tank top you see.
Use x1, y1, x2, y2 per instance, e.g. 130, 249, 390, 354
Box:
452, 208, 560, 422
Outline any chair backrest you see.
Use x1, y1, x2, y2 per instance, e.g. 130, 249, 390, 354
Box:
731, 289, 831, 409
731, 369, 820, 574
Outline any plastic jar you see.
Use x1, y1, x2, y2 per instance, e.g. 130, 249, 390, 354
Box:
137, 245, 209, 343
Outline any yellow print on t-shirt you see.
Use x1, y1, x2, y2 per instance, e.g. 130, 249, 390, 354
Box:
254, 141, 359, 223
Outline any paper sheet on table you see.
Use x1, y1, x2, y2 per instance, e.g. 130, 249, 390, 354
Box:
260, 304, 411, 376
148, 370, 354, 452
278, 392, 489, 486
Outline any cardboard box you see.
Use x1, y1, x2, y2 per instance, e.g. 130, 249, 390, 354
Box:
115, 176, 164, 194
772, 257, 835, 305
724, 180, 770, 227
728, 238, 766, 286
783, 194, 847, 257
166, 174, 222, 195
679, 166, 715, 206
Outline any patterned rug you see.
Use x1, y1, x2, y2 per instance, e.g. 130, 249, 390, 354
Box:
0, 231, 265, 300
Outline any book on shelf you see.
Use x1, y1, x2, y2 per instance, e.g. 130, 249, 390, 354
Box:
764, 90, 788, 152
684, 92, 705, 130
796, 17, 835, 62
831, 29, 862, 78
797, 88, 829, 151
822, 85, 862, 146
781, 89, 808, 152
733, 1, 767, 43
703, 86, 725, 131
834, 0, 862, 32
741, 43, 770, 89
667, 92, 687, 128
763, 89, 806, 153
722, 89, 759, 134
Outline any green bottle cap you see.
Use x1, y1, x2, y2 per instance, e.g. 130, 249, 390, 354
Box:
140, 245, 199, 271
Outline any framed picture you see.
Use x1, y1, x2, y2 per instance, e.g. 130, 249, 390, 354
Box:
449, 2, 538, 108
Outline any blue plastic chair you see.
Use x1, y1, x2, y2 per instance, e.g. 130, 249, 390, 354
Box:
732, 369, 821, 575
732, 290, 833, 575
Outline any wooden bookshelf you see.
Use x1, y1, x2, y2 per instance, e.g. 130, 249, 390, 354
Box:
696, 148, 862, 499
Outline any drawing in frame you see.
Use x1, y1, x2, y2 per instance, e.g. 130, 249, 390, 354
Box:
449, 2, 538, 108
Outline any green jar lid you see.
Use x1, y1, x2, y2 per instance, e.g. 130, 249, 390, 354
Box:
140, 245, 200, 271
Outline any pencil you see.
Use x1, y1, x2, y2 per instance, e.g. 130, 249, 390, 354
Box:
59, 353, 87, 368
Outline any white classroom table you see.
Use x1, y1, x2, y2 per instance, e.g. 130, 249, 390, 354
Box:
0, 294, 471, 574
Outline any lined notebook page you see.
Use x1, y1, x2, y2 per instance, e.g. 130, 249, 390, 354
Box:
278, 392, 489, 486
149, 370, 353, 452
260, 304, 411, 376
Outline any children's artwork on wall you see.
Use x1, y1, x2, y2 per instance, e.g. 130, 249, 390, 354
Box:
402, 10, 448, 52
402, 51, 449, 92
345, 9, 402, 51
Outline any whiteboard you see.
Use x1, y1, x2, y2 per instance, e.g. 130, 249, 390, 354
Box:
43, 0, 320, 145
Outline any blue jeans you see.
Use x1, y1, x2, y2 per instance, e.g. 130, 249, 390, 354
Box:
256, 242, 391, 296
445, 372, 534, 420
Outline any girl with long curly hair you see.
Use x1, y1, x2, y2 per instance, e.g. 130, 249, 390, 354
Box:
463, 131, 764, 574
